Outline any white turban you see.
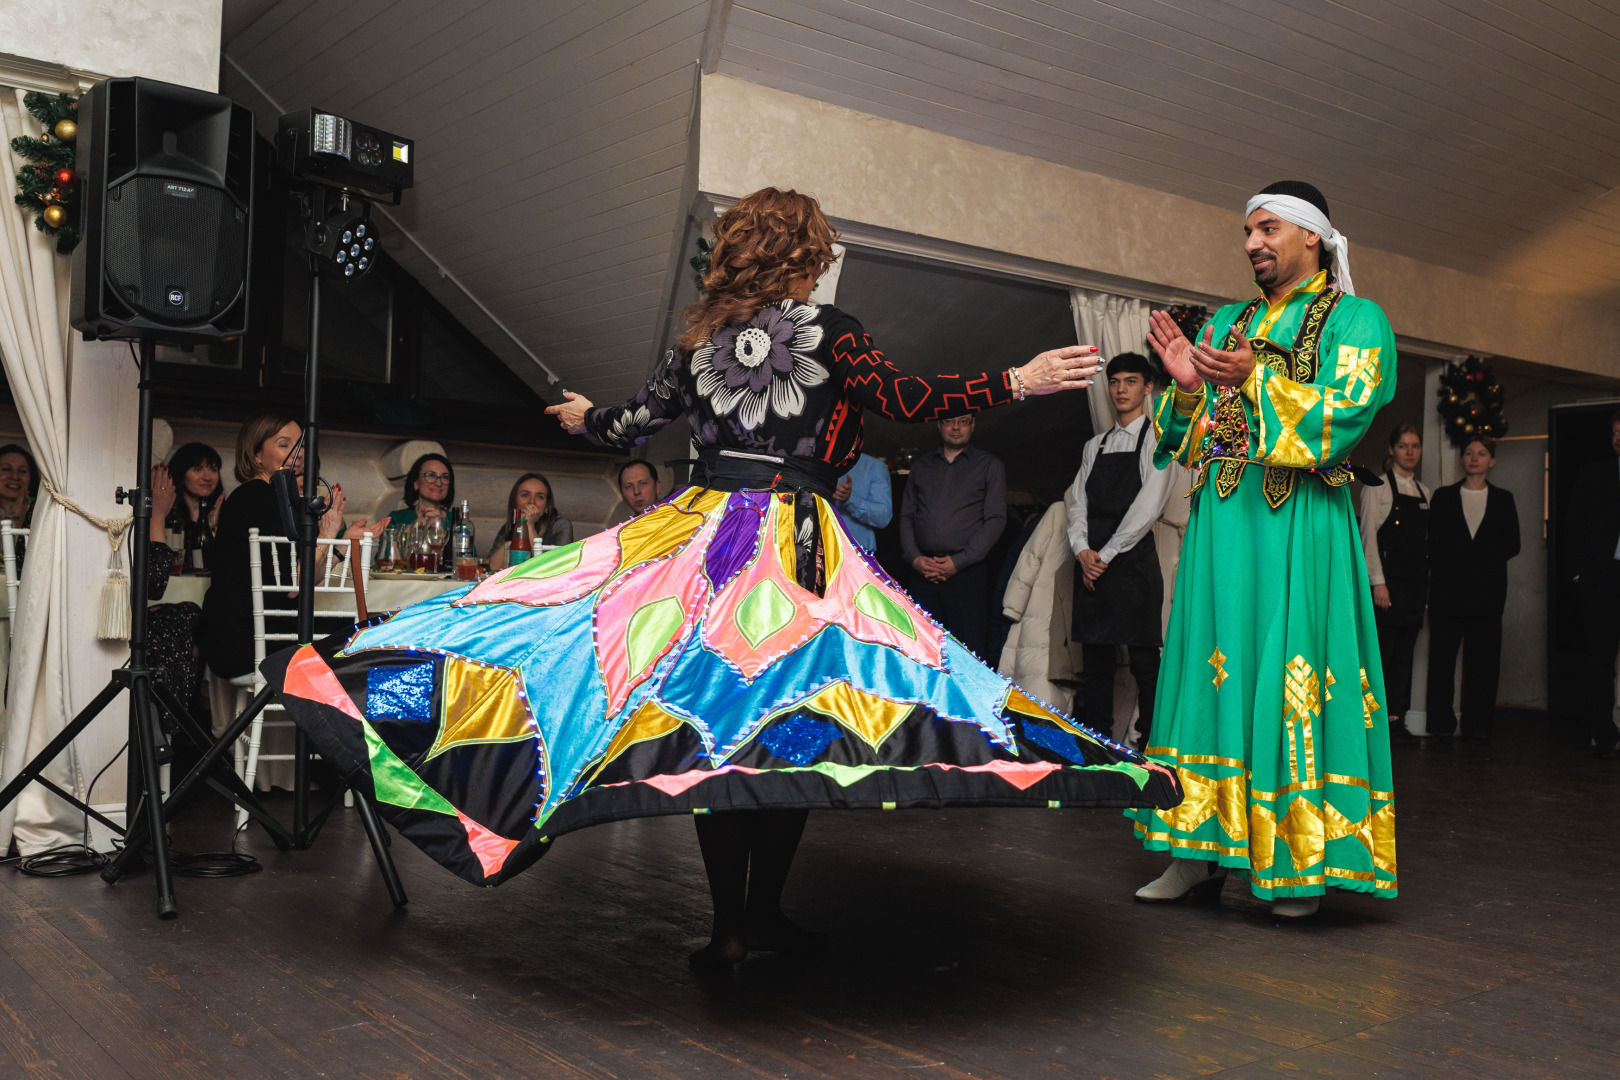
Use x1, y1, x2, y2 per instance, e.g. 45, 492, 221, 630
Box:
1244, 193, 1354, 296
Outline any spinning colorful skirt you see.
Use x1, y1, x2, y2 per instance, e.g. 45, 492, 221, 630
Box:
264, 485, 1182, 886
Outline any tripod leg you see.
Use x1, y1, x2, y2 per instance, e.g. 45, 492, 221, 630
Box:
147, 681, 292, 848
103, 685, 279, 883
0, 680, 123, 816
131, 681, 178, 919
353, 792, 407, 908
293, 728, 311, 844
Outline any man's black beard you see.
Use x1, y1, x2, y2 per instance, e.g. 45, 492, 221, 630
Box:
1251, 256, 1279, 286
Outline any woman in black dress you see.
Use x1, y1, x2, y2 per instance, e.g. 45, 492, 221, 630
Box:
1426, 436, 1519, 747
200, 411, 366, 687
164, 441, 223, 572
546, 187, 1102, 966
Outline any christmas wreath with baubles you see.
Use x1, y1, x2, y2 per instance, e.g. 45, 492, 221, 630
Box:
10, 91, 81, 253
1436, 356, 1507, 447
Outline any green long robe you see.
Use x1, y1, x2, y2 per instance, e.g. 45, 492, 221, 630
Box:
1127, 270, 1398, 900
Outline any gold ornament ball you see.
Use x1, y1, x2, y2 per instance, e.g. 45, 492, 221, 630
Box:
54, 119, 77, 142
42, 204, 66, 228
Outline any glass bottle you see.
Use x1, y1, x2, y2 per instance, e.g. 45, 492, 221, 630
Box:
508, 508, 533, 566
453, 499, 478, 579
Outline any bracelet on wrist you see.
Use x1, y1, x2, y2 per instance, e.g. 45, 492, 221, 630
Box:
1009, 367, 1028, 401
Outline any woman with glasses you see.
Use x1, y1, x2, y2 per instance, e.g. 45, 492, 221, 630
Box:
387, 453, 455, 528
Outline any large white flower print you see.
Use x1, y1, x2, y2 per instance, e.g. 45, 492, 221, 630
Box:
604, 405, 653, 445
691, 301, 827, 430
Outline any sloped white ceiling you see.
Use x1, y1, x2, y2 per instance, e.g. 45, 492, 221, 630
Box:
224, 0, 710, 405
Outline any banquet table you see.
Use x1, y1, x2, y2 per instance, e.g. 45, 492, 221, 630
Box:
154, 570, 468, 613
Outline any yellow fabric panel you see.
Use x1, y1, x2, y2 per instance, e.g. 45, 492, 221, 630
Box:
1216, 774, 1248, 841
1248, 802, 1277, 872
1278, 796, 1326, 872
1161, 767, 1216, 833
816, 498, 844, 584
803, 681, 913, 750
430, 659, 531, 759
773, 496, 797, 579
598, 699, 688, 768
1263, 373, 1323, 467
1370, 802, 1397, 875
617, 489, 725, 568
1249, 270, 1327, 340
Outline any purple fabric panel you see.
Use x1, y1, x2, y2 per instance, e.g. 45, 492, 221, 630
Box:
704, 492, 766, 589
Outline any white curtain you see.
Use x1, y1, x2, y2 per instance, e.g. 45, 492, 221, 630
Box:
0, 89, 85, 853
1069, 288, 1152, 439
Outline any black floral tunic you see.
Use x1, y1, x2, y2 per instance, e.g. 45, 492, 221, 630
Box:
585, 301, 1018, 468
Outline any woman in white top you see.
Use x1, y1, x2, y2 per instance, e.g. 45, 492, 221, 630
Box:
1359, 424, 1430, 747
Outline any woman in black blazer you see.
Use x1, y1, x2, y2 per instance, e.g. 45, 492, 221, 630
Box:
1425, 436, 1520, 746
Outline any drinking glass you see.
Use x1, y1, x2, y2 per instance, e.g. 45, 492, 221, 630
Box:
422, 515, 448, 574
374, 522, 395, 571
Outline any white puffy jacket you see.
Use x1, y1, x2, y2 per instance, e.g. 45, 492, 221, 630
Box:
998, 501, 1081, 711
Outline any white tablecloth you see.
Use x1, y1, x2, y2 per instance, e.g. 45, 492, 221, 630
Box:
156, 571, 465, 613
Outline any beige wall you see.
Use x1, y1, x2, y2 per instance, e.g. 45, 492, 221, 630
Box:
698, 73, 1620, 383
0, 1, 222, 90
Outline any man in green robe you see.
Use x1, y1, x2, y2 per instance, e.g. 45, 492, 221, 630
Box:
1130, 181, 1397, 918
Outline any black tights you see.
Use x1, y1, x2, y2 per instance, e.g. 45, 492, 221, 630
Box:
691, 808, 812, 963
690, 491, 824, 966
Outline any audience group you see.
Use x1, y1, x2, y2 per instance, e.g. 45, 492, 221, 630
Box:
4, 383, 1617, 773
893, 360, 1619, 760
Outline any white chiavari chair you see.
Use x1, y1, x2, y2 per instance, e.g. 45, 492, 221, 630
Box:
230, 528, 372, 826
1, 520, 30, 641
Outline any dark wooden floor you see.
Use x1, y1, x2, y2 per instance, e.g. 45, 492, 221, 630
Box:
2, 709, 1616, 1080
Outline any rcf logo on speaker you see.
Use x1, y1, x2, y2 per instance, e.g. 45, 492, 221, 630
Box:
167, 288, 186, 307
163, 181, 198, 199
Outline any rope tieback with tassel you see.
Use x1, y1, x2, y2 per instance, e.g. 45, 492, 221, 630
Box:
38, 475, 134, 641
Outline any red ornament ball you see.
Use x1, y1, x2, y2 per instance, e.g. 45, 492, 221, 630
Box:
54, 167, 75, 186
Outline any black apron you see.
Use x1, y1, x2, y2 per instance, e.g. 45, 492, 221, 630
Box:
1073, 423, 1163, 647
1375, 469, 1428, 629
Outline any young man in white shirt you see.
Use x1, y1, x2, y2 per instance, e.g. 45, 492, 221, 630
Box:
1065, 353, 1174, 748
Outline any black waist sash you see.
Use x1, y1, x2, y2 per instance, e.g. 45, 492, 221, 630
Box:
680, 447, 840, 500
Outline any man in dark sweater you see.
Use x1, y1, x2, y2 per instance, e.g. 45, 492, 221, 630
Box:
900, 415, 1006, 657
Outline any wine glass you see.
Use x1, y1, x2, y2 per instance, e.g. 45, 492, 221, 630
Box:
421, 515, 448, 574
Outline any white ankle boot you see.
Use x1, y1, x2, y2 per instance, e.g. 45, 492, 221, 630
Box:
1135, 857, 1228, 903
1270, 896, 1320, 918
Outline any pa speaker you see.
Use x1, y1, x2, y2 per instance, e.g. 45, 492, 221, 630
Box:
70, 77, 255, 341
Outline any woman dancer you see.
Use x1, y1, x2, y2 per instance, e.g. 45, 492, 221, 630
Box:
265, 188, 1180, 966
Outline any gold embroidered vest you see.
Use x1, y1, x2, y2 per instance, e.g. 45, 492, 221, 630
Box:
1192, 288, 1353, 509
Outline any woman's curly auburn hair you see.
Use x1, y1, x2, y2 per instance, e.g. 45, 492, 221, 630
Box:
678, 187, 838, 351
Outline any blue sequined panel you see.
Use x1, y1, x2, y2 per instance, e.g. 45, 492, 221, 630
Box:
366, 662, 437, 723
1019, 720, 1087, 764
757, 715, 842, 767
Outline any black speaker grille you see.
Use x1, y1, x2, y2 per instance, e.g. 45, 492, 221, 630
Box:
103, 176, 247, 325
